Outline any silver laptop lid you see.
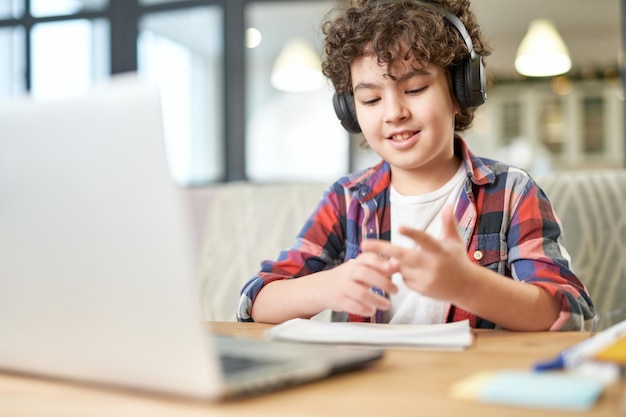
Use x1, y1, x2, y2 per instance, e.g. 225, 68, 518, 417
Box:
0, 75, 223, 398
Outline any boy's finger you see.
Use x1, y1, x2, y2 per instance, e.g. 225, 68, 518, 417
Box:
361, 239, 401, 258
397, 226, 442, 252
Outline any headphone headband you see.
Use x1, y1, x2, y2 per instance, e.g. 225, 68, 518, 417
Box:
416, 2, 477, 59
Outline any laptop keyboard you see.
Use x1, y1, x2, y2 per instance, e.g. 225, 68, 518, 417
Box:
220, 354, 274, 374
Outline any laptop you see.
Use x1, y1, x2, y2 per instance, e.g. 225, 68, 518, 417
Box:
0, 75, 383, 400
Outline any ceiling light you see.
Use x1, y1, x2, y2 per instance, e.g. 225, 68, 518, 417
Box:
245, 27, 262, 49
515, 19, 571, 77
270, 39, 325, 92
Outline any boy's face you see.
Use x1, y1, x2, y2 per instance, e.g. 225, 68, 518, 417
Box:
350, 55, 459, 190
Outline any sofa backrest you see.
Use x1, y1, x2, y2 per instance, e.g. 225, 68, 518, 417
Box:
197, 182, 329, 321
536, 170, 626, 329
198, 170, 626, 326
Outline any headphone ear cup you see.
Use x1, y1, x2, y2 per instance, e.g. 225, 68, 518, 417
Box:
467, 55, 487, 107
452, 57, 487, 109
451, 62, 471, 109
332, 93, 361, 134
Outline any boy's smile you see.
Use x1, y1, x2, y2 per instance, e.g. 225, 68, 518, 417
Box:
386, 129, 419, 150
351, 55, 461, 195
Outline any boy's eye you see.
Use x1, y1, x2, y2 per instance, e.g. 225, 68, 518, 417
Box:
360, 97, 380, 105
406, 86, 427, 95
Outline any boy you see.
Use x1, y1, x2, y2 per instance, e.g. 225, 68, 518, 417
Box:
237, 0, 595, 330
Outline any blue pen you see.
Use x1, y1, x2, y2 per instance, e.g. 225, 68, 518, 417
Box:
371, 287, 385, 323
533, 319, 626, 371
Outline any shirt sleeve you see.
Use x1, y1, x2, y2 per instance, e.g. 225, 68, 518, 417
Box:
236, 185, 346, 322
507, 179, 596, 331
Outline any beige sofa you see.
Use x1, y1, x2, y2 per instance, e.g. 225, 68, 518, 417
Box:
197, 170, 626, 328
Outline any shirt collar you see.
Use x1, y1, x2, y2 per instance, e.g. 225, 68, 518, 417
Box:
455, 136, 496, 186
339, 136, 496, 202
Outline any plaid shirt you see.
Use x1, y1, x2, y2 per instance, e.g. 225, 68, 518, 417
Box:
237, 137, 595, 330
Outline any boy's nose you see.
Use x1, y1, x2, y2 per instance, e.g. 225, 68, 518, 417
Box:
384, 98, 410, 125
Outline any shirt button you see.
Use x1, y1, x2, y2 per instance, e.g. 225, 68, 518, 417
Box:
473, 250, 483, 261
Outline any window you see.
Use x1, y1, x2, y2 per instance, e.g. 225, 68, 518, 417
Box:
30, 0, 107, 17
0, 0, 226, 184
244, 1, 349, 182
139, 6, 223, 185
0, 1, 23, 19
31, 19, 109, 100
583, 97, 605, 154
539, 98, 565, 154
0, 26, 25, 98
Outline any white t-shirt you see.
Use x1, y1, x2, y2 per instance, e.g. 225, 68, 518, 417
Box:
384, 164, 466, 324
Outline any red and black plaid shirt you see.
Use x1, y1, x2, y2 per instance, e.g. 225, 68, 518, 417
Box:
238, 137, 595, 330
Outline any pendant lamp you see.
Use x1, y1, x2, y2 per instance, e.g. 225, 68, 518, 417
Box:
515, 19, 572, 77
270, 39, 325, 92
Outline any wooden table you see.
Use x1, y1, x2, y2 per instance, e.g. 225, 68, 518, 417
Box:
0, 322, 624, 417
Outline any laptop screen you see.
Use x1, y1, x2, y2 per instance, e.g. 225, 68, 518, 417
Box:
0, 75, 222, 397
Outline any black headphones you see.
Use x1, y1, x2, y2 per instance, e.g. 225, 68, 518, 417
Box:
332, 0, 487, 134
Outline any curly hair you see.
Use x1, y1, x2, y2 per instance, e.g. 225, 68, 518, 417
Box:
321, 0, 492, 131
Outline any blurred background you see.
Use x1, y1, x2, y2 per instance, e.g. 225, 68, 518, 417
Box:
0, 0, 623, 185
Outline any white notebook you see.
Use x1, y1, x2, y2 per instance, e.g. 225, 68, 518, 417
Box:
265, 318, 473, 350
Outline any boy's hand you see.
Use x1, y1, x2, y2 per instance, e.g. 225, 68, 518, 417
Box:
316, 252, 398, 318
361, 205, 472, 303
